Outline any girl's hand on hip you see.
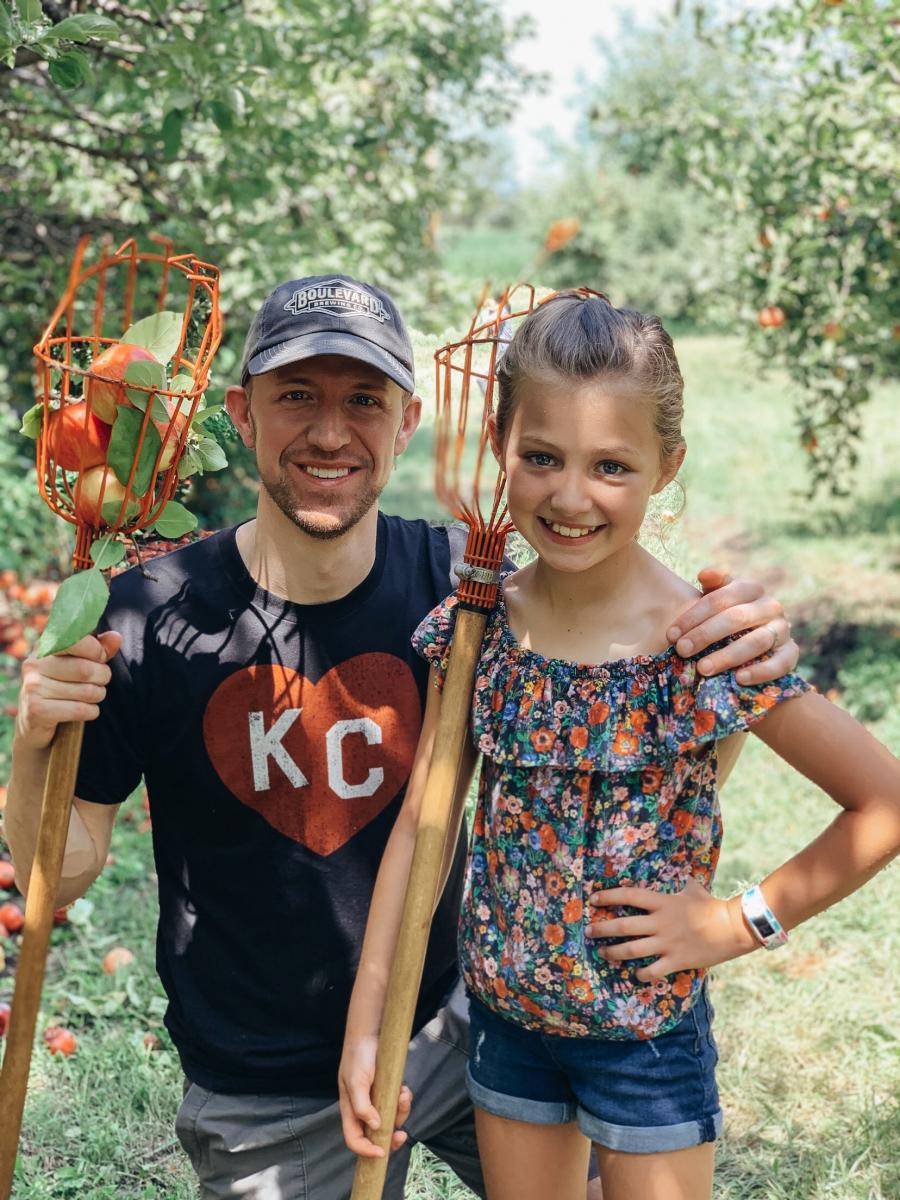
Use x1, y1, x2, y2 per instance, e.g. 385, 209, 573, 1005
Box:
585, 879, 757, 981
667, 567, 798, 684
338, 1033, 413, 1158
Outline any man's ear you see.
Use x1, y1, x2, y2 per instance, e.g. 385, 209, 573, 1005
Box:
652, 441, 687, 494
225, 385, 255, 449
393, 392, 422, 457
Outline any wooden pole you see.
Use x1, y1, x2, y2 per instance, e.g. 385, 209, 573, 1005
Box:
0, 721, 84, 1200
350, 606, 487, 1200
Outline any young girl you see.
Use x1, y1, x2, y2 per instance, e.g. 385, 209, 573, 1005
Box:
339, 292, 900, 1200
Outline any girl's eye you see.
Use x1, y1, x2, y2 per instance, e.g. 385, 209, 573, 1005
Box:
598, 461, 626, 476
524, 451, 556, 467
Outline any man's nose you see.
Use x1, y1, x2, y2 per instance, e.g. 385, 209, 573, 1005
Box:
306, 404, 351, 452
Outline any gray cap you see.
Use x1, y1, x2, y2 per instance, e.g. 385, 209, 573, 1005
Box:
239, 274, 415, 392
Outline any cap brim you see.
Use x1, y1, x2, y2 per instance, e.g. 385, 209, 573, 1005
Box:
246, 332, 414, 393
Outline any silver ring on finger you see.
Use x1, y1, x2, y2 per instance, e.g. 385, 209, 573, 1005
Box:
765, 622, 780, 653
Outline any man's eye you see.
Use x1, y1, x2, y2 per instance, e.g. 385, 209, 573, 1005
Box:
598, 461, 626, 476
280, 390, 311, 403
350, 394, 380, 407
524, 452, 555, 467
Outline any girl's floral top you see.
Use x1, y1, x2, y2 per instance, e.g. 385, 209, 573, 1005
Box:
412, 587, 810, 1041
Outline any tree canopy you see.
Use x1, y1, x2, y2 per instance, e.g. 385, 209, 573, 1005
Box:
1, 0, 525, 403
594, 0, 898, 493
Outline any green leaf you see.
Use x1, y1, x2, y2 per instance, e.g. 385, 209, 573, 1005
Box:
48, 48, 92, 88
121, 312, 183, 364
0, 5, 15, 45
21, 0, 43, 23
161, 108, 185, 160
176, 448, 201, 480
66, 897, 94, 926
89, 535, 127, 570
36, 567, 109, 658
151, 501, 197, 538
101, 496, 140, 525
108, 406, 162, 497
45, 14, 120, 43
123, 359, 168, 421
195, 436, 228, 472
190, 404, 223, 426
169, 373, 196, 394
208, 99, 234, 132
20, 403, 43, 439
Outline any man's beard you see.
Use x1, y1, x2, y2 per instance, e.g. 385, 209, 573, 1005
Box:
260, 467, 383, 541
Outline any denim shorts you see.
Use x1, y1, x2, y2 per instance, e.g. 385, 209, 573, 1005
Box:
466, 987, 722, 1154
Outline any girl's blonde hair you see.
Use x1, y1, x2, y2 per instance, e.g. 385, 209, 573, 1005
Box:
494, 291, 685, 461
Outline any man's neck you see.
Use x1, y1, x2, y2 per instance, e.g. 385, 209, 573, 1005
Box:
235, 493, 380, 605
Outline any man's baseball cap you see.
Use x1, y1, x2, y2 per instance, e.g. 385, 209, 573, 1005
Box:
239, 274, 415, 393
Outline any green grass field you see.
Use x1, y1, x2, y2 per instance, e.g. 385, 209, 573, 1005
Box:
1, 337, 898, 1198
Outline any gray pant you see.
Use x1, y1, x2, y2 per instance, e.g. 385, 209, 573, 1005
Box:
174, 979, 485, 1200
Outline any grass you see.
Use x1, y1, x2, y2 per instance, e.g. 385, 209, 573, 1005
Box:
2, 336, 899, 1198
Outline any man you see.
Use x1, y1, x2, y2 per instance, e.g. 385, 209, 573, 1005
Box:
6, 275, 798, 1200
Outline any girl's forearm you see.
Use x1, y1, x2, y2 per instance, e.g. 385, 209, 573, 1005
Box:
727, 800, 900, 953
345, 816, 419, 1042
741, 691, 900, 945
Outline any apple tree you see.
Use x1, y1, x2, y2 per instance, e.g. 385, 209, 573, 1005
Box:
0, 0, 527, 555
595, 0, 898, 494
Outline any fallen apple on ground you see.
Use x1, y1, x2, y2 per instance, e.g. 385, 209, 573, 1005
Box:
0, 901, 24, 932
103, 946, 135, 973
44, 1026, 77, 1056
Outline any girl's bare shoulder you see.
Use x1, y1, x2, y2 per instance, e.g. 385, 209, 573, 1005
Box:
639, 550, 702, 631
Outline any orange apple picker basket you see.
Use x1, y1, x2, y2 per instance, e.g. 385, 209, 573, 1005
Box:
351, 283, 569, 1200
0, 235, 222, 1198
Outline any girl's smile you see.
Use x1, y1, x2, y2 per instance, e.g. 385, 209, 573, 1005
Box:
498, 374, 684, 576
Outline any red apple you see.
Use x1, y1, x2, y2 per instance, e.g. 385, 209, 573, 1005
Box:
45, 1027, 77, 1056
154, 400, 191, 471
44, 402, 111, 472
757, 306, 786, 329
0, 861, 15, 889
87, 343, 157, 424
0, 902, 24, 932
103, 946, 135, 974
74, 465, 128, 528
0, 1003, 10, 1038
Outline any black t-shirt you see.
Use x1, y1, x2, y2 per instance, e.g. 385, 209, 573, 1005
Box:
75, 515, 468, 1096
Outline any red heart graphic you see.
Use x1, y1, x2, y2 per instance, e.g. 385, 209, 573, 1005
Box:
203, 654, 421, 855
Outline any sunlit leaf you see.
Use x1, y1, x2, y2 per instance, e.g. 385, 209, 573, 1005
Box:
36, 567, 108, 657
151, 501, 197, 538
121, 312, 183, 365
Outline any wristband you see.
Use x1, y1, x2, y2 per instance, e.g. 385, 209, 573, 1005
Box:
740, 884, 788, 950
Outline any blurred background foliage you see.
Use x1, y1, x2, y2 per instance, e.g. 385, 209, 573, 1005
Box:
0, 0, 532, 563
0, 0, 896, 562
